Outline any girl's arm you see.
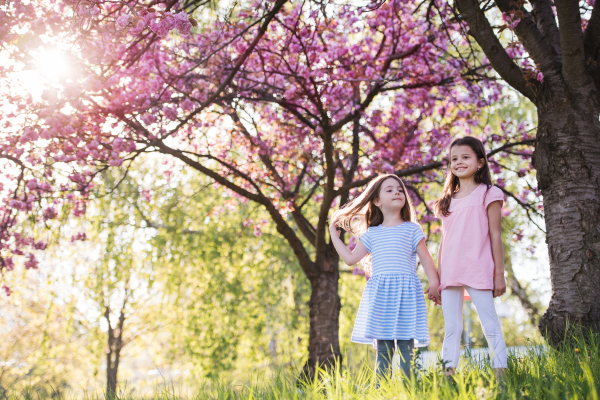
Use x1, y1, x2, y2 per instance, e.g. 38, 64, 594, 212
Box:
488, 201, 506, 298
329, 221, 369, 266
416, 239, 442, 305
437, 234, 443, 279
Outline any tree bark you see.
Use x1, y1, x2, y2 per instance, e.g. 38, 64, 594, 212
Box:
302, 254, 342, 379
107, 353, 119, 398
105, 299, 127, 397
534, 93, 600, 345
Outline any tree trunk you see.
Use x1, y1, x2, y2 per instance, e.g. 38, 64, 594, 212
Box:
107, 356, 119, 397
534, 92, 600, 345
302, 258, 342, 380
105, 302, 126, 398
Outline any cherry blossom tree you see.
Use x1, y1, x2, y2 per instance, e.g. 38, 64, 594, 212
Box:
0, 0, 534, 375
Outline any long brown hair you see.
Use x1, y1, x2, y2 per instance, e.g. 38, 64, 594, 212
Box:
433, 136, 493, 217
331, 174, 415, 276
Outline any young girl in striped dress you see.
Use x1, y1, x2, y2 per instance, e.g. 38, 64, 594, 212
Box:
329, 174, 441, 380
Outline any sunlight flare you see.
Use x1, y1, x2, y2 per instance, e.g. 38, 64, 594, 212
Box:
35, 47, 71, 81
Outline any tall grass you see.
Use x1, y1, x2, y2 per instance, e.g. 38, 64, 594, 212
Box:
6, 333, 599, 400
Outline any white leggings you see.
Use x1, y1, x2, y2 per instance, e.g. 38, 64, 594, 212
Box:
441, 286, 507, 369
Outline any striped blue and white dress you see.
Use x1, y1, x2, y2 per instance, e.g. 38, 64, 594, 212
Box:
351, 222, 430, 348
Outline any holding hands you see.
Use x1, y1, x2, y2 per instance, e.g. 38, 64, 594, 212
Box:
424, 285, 442, 306
415, 240, 442, 306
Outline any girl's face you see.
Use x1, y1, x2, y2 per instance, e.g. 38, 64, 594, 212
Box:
450, 145, 484, 180
373, 177, 406, 211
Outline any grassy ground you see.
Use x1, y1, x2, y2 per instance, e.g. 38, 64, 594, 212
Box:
7, 333, 599, 400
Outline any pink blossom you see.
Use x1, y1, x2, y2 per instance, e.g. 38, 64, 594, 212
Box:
4, 258, 14, 272
109, 158, 123, 167
43, 207, 58, 220
174, 12, 192, 34
71, 232, 87, 242
181, 98, 194, 111
24, 253, 38, 269
112, 137, 124, 152
164, 106, 178, 120
352, 266, 365, 276
150, 19, 171, 38
116, 14, 130, 30
73, 202, 86, 217
141, 189, 152, 202
26, 179, 38, 190
130, 19, 146, 35
516, 233, 524, 241
348, 236, 356, 251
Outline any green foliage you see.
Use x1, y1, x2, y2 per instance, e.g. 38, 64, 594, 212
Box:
89, 160, 312, 379
0, 271, 94, 394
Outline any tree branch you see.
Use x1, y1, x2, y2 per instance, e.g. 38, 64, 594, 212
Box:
497, 185, 545, 232
486, 139, 535, 157
505, 262, 540, 326
164, 0, 289, 137
153, 141, 318, 277
554, 1, 590, 88
315, 130, 337, 268
382, 77, 454, 92
227, 107, 287, 191
291, 209, 316, 246
327, 41, 430, 134
335, 139, 536, 199
298, 177, 322, 210
335, 161, 444, 199
237, 92, 318, 130
583, 0, 600, 92
405, 184, 433, 216
495, 0, 561, 78
132, 201, 202, 234
529, 0, 562, 58
455, 0, 536, 100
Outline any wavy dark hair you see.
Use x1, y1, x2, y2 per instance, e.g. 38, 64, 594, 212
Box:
433, 136, 493, 217
331, 174, 415, 275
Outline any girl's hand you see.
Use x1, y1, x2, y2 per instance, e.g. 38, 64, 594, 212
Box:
424, 285, 442, 306
493, 275, 507, 298
329, 219, 340, 237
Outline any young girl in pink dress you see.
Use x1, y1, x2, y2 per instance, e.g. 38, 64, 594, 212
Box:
432, 136, 508, 377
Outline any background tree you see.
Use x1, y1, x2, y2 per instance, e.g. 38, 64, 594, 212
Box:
0, 270, 94, 394
83, 178, 160, 397
123, 161, 311, 378
81, 160, 313, 384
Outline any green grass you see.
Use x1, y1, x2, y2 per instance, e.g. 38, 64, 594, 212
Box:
6, 333, 599, 400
